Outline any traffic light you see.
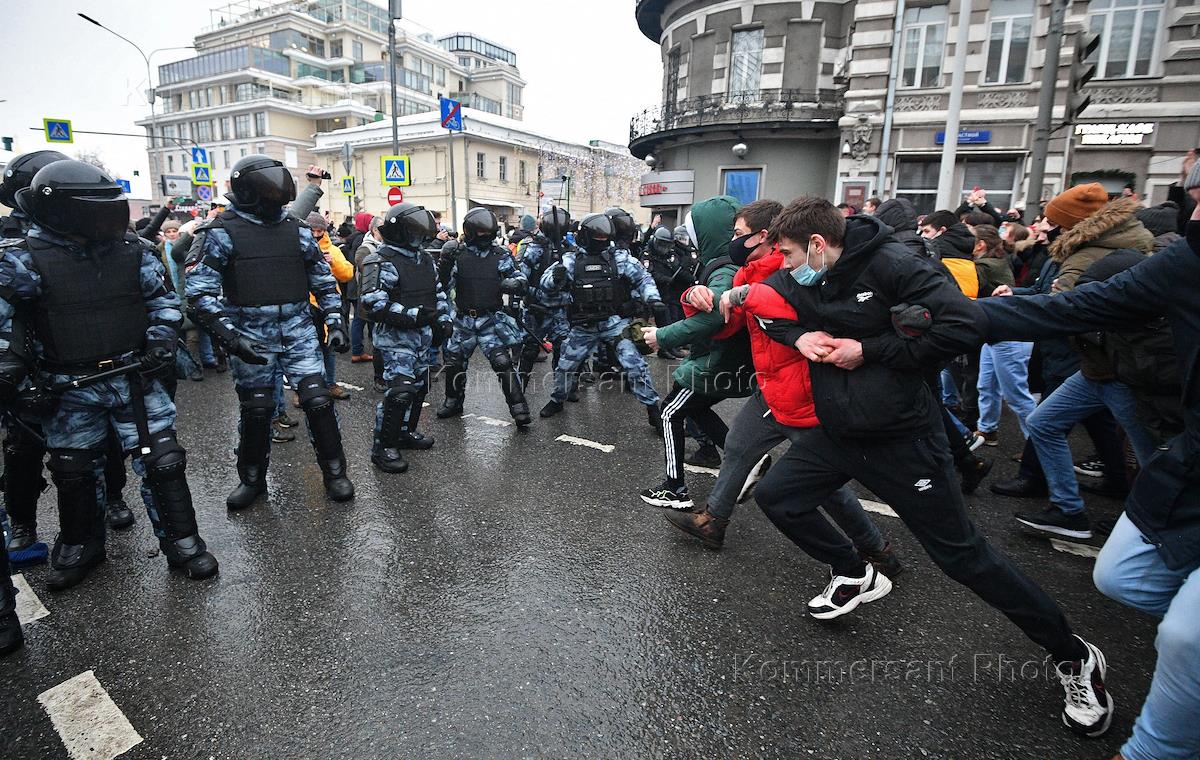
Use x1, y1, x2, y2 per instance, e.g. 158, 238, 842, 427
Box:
1064, 32, 1100, 125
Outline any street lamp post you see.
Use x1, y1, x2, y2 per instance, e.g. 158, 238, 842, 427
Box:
77, 13, 193, 203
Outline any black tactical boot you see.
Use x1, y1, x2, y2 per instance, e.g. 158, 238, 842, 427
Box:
495, 360, 532, 427
45, 451, 106, 592
436, 364, 467, 418
5, 520, 37, 552
227, 388, 273, 511
302, 392, 355, 502
144, 440, 219, 580
0, 570, 22, 657
540, 400, 563, 418
371, 389, 410, 474
396, 391, 434, 450
105, 497, 136, 530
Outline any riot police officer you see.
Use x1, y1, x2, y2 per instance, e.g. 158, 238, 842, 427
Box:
643, 226, 696, 358
538, 213, 667, 430
188, 155, 354, 508
360, 202, 451, 473
3, 159, 217, 590
436, 207, 532, 426
517, 207, 573, 390
674, 224, 700, 280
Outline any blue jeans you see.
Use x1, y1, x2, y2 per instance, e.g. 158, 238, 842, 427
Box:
940, 367, 960, 407
1094, 514, 1200, 760
322, 347, 337, 386
351, 305, 367, 356
976, 341, 1037, 437
1027, 372, 1157, 514
273, 369, 286, 419
198, 330, 217, 365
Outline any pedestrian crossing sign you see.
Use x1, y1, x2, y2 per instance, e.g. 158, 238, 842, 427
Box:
341, 176, 355, 196
380, 155, 410, 187
191, 163, 212, 185
43, 118, 73, 144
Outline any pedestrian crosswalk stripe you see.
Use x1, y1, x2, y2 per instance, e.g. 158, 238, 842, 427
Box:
555, 434, 614, 453
13, 574, 49, 625
464, 414, 512, 427
38, 671, 143, 760
860, 499, 899, 519
1050, 539, 1100, 558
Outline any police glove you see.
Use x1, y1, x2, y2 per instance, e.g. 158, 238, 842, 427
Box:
648, 299, 670, 326
230, 336, 270, 366
414, 306, 439, 327
0, 351, 29, 405
500, 277, 527, 296
326, 324, 350, 353
432, 320, 453, 347
138, 344, 176, 376
13, 386, 55, 421
551, 265, 568, 288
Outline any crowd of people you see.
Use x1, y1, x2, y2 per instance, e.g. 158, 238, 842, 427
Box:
0, 145, 1198, 760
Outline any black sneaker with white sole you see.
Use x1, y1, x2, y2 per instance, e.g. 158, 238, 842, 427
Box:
1073, 458, 1105, 478
1057, 636, 1114, 738
806, 565, 893, 620
1014, 507, 1093, 539
736, 454, 772, 504
638, 482, 694, 510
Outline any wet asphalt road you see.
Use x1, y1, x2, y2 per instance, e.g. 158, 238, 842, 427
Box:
2, 352, 1159, 759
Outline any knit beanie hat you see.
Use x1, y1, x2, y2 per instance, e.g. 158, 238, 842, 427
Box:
305, 212, 328, 231
161, 220, 181, 232
1044, 182, 1109, 230
520, 214, 536, 231
1135, 202, 1179, 237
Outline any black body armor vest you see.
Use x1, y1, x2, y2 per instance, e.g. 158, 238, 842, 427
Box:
381, 246, 437, 309
453, 246, 503, 312
215, 211, 309, 307
569, 252, 631, 324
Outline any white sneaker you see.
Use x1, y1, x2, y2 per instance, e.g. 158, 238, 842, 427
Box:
806, 566, 893, 620
1057, 636, 1114, 738
638, 483, 694, 510
965, 433, 985, 452
736, 454, 772, 504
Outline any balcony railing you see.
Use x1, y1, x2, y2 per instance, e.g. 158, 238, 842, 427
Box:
629, 88, 843, 147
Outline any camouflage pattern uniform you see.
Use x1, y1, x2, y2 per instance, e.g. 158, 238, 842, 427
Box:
516, 233, 571, 388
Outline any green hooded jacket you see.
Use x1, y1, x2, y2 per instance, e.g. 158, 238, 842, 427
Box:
656, 195, 756, 398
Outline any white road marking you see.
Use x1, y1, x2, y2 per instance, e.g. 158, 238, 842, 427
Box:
861, 499, 900, 519
335, 381, 365, 391
683, 464, 720, 478
422, 402, 430, 408
1050, 539, 1101, 558
462, 414, 513, 427
12, 574, 49, 625
38, 671, 143, 760
555, 435, 615, 453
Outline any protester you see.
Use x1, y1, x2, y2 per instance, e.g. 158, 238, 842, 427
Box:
306, 212, 356, 400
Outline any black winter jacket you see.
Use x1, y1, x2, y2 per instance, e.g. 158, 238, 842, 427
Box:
980, 232, 1200, 570
763, 216, 984, 438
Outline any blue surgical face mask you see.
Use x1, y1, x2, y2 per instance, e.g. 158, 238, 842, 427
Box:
789, 244, 825, 286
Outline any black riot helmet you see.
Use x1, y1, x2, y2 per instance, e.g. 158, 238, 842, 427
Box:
603, 207, 636, 244
462, 207, 499, 245
381, 202, 436, 248
15, 159, 129, 242
1, 150, 69, 209
576, 213, 614, 255
539, 207, 571, 242
228, 154, 296, 219
673, 225, 691, 247
651, 226, 674, 256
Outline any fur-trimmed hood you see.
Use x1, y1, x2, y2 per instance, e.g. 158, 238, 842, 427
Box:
1050, 196, 1153, 263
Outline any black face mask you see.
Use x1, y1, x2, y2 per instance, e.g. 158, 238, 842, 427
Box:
728, 233, 758, 267
1187, 220, 1200, 256
1045, 226, 1063, 245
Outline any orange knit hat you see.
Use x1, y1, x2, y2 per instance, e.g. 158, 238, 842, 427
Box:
1044, 182, 1109, 230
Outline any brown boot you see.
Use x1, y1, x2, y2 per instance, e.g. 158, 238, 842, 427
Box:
664, 506, 729, 550
328, 384, 351, 400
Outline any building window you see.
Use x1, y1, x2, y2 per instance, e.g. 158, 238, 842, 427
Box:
223, 149, 230, 167
901, 5, 947, 89
722, 168, 762, 205
234, 114, 251, 139
895, 159, 940, 214
1088, 0, 1164, 78
729, 28, 764, 96
499, 156, 508, 182
219, 117, 231, 140
507, 82, 523, 106
895, 158, 1019, 215
167, 155, 174, 173
253, 112, 266, 137
984, 0, 1033, 84
518, 160, 527, 186
240, 147, 248, 157
192, 120, 213, 142
961, 159, 1019, 214
352, 40, 363, 61
284, 146, 298, 168
476, 152, 486, 179
330, 39, 343, 58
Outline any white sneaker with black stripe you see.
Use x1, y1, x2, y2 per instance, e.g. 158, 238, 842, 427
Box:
639, 482, 694, 510
1057, 636, 1114, 738
806, 565, 893, 620
736, 454, 772, 504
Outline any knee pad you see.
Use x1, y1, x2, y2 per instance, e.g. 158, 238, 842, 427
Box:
46, 449, 102, 485
142, 431, 187, 483
486, 349, 514, 373
385, 375, 420, 397
295, 374, 332, 411
236, 385, 276, 420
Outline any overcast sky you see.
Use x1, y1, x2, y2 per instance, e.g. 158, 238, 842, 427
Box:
2, 0, 663, 197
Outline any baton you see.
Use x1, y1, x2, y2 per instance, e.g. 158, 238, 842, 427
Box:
49, 362, 141, 394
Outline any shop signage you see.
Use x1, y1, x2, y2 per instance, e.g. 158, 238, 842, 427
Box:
935, 130, 991, 145
638, 170, 695, 208
1074, 122, 1155, 146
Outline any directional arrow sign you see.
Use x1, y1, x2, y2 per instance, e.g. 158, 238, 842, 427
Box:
439, 98, 463, 132
380, 155, 410, 187
191, 164, 212, 185
115, 179, 132, 194
341, 176, 355, 196
191, 147, 209, 166
43, 118, 73, 144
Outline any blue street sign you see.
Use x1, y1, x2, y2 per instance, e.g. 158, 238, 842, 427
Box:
195, 185, 213, 202
191, 164, 212, 185
43, 118, 73, 144
380, 155, 410, 187
191, 147, 209, 165
115, 179, 131, 194
935, 129, 992, 145
341, 176, 356, 196
440, 97, 463, 132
